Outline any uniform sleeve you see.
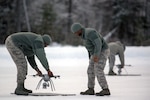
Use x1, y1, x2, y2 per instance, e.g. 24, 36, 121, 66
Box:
27, 56, 38, 70
34, 41, 50, 71
118, 48, 125, 66
35, 48, 49, 71
88, 31, 102, 57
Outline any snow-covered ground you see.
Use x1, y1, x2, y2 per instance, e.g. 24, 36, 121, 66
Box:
0, 44, 150, 100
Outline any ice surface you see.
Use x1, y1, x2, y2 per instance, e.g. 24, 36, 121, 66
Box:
0, 45, 150, 100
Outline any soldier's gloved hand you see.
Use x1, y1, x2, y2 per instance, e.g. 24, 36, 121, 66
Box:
47, 69, 54, 77
35, 68, 43, 76
116, 64, 124, 69
93, 56, 99, 63
121, 65, 124, 68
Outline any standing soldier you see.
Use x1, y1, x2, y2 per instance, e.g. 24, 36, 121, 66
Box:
108, 41, 126, 75
5, 32, 54, 95
71, 23, 110, 96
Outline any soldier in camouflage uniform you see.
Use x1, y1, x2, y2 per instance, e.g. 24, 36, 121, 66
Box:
71, 23, 110, 96
108, 41, 126, 75
5, 32, 54, 95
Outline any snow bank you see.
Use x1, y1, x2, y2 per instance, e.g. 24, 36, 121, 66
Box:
0, 45, 150, 100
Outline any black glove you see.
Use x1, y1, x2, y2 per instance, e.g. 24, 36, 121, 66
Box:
47, 69, 54, 77
116, 64, 124, 69
35, 68, 43, 76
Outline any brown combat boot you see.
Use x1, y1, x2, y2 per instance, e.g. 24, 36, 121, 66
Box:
108, 70, 117, 75
95, 88, 111, 96
15, 82, 32, 95
80, 88, 95, 95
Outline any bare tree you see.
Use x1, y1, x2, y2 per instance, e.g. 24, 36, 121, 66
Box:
23, 0, 31, 31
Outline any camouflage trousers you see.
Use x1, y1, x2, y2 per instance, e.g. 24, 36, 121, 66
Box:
108, 54, 116, 71
87, 49, 110, 89
5, 36, 27, 83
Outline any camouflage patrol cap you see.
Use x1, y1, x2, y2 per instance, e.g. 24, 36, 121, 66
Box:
42, 34, 52, 45
71, 23, 84, 33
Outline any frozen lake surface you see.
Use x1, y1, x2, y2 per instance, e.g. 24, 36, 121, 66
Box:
0, 45, 150, 100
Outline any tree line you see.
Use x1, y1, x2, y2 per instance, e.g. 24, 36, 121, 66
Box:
0, 0, 150, 46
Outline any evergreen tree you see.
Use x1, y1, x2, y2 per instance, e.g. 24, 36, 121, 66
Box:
111, 0, 145, 45
36, 2, 63, 43
0, 0, 17, 44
